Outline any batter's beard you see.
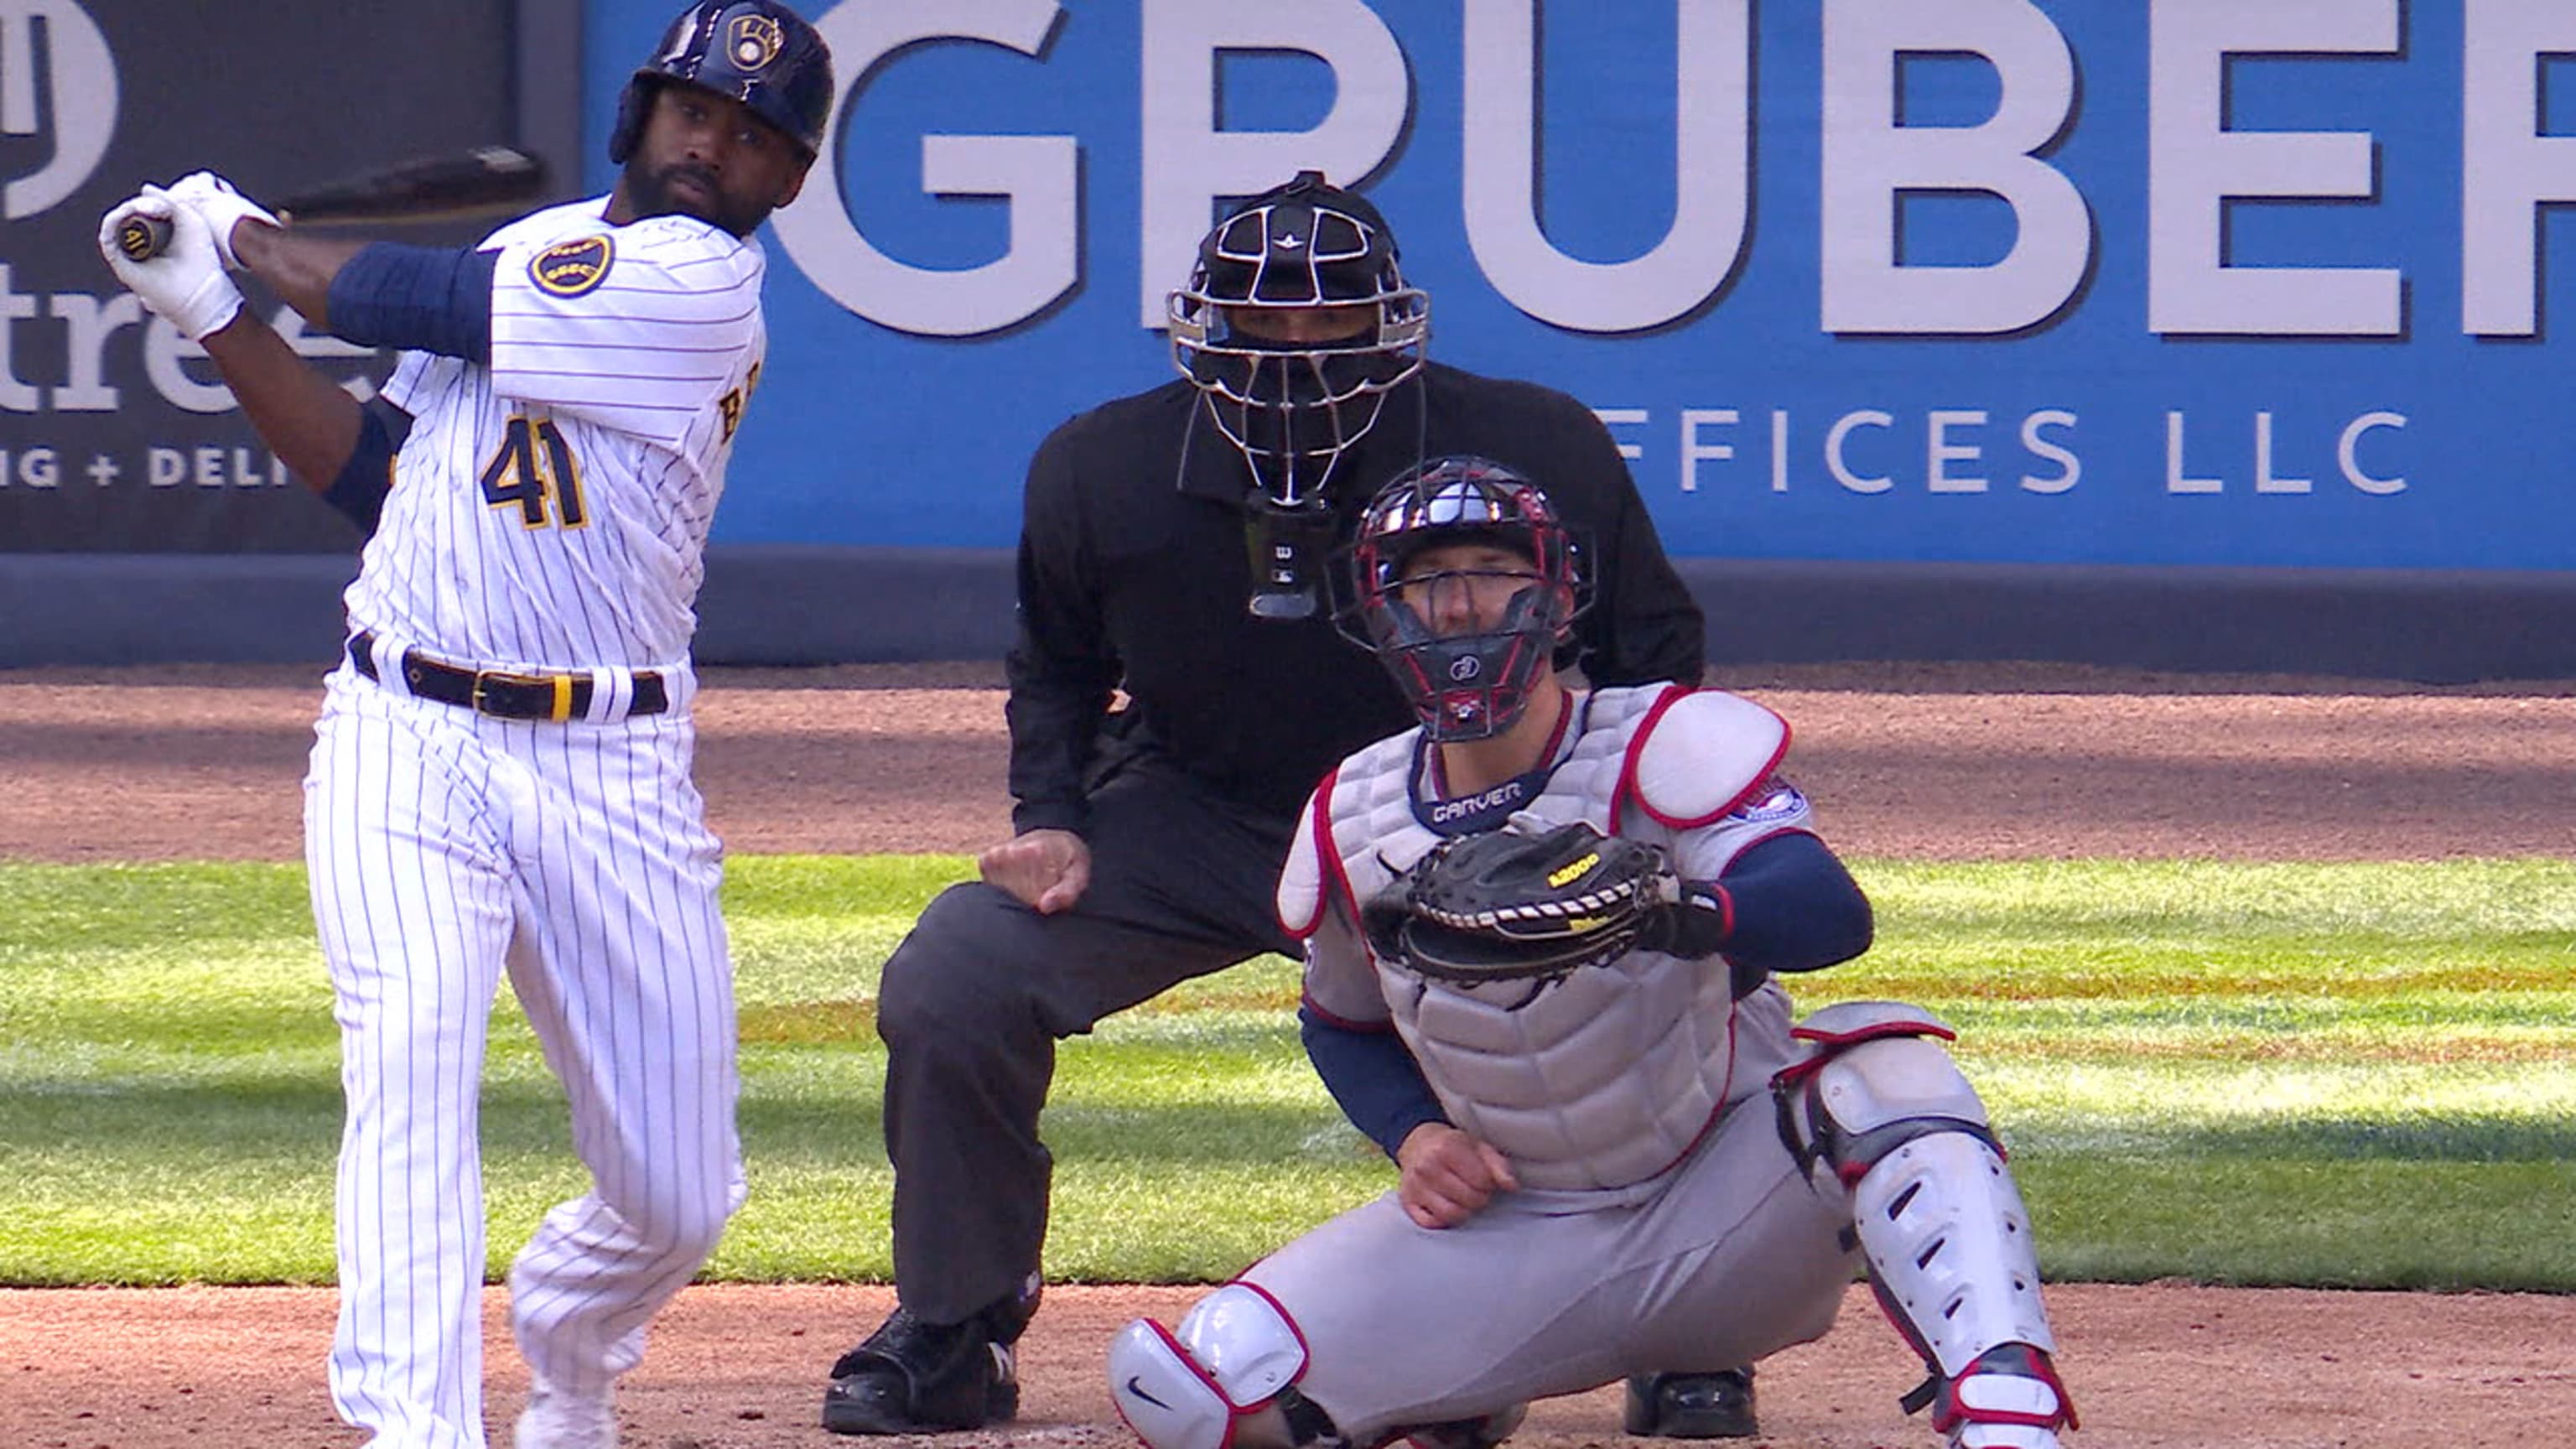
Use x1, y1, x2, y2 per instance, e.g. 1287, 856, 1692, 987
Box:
623, 157, 764, 237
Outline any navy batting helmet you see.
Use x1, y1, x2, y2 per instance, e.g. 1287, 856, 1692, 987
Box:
608, 0, 835, 166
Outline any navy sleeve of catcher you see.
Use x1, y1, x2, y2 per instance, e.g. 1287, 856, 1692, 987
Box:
1300, 1004, 1448, 1161
325, 243, 498, 363
318, 396, 411, 533
1713, 831, 1873, 974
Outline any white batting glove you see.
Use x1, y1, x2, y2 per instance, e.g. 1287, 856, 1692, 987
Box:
96, 187, 243, 342
163, 171, 279, 271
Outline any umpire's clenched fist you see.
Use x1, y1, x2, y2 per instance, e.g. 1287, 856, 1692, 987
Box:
979, 827, 1092, 915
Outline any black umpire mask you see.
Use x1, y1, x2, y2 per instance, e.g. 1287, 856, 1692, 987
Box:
1170, 172, 1431, 619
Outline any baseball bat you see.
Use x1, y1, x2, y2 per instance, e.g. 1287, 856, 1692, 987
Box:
114, 146, 550, 263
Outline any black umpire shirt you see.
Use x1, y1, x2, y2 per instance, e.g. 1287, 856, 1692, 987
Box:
1006, 361, 1708, 836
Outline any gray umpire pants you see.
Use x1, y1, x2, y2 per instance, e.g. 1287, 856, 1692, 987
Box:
875, 756, 1300, 1324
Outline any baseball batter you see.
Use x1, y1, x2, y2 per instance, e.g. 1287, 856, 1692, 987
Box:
93, 6, 834, 1447
1107, 458, 2079, 1449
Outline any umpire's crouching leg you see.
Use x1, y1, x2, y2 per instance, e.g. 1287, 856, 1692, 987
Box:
875, 757, 1300, 1328
875, 880, 1068, 1327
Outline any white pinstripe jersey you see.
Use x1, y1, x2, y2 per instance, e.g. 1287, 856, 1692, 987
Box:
343, 195, 770, 670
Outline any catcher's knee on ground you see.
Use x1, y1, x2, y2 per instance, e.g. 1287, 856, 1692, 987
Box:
1108, 1285, 1338, 1449
1106, 1285, 1526, 1449
1777, 1001, 2076, 1444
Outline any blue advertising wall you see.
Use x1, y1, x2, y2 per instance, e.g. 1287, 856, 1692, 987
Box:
10, 0, 2575, 674
592, 0, 2574, 572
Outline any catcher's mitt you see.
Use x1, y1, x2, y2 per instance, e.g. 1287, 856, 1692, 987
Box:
1364, 819, 1677, 984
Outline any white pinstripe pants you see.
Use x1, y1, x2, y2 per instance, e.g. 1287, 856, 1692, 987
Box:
304, 667, 741, 1449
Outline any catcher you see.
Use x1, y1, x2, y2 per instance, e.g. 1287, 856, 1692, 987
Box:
1105, 456, 2078, 1449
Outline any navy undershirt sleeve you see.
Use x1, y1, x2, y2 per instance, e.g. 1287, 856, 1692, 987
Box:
1713, 830, 1874, 975
324, 243, 499, 363
1299, 1004, 1447, 1161
317, 397, 411, 534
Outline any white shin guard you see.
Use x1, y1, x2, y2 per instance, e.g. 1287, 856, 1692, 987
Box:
1783, 1010, 2059, 1386
1850, 1128, 2055, 1378
1108, 1284, 1327, 1449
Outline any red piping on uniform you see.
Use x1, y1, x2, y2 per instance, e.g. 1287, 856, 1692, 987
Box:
1866, 1276, 1940, 1372
1629, 692, 1794, 831
1280, 767, 1341, 941
1298, 989, 1392, 1033
2032, 1349, 2081, 1430
1320, 792, 1361, 932
1771, 1053, 1829, 1091
1638, 1004, 1741, 1182
1790, 1016, 1959, 1047
1700, 823, 1815, 943
1774, 1004, 1956, 1092
1116, 1317, 1232, 1443
1535, 686, 1574, 765
1231, 1279, 1314, 1363
1607, 683, 1684, 837
1939, 1348, 2080, 1433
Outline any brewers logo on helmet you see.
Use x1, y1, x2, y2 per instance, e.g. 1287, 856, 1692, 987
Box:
608, 0, 836, 165
728, 13, 783, 70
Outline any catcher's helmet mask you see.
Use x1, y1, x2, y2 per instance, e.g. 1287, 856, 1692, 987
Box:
1170, 170, 1430, 512
609, 0, 836, 168
1340, 456, 1589, 743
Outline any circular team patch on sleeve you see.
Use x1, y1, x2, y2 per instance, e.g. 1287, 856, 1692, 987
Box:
1727, 775, 1810, 824
530, 235, 614, 297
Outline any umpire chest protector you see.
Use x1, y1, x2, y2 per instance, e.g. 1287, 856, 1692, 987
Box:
1280, 683, 1805, 1195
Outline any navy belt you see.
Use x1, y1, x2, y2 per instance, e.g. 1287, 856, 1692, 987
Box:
350, 631, 668, 722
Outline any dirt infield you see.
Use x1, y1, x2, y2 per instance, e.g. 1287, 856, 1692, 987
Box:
3, 662, 2571, 1447
8, 1281, 2573, 1449
7, 661, 2573, 863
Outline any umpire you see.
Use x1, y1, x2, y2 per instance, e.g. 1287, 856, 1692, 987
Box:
821, 171, 1735, 1438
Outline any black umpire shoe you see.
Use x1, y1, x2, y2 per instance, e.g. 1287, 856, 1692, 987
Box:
1623, 1366, 1758, 1438
822, 1291, 1036, 1436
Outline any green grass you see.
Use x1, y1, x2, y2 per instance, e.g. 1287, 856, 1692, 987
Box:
2, 856, 2571, 1289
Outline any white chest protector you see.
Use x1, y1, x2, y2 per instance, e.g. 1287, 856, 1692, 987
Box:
1279, 683, 1815, 1196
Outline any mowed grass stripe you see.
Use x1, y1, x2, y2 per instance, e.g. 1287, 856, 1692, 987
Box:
0, 856, 2568, 1288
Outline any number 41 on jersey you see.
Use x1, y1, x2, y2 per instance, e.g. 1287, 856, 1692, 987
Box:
480, 416, 586, 529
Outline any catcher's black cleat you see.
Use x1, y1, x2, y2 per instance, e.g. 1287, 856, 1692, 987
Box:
822, 1304, 1023, 1435
1623, 1366, 1758, 1439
